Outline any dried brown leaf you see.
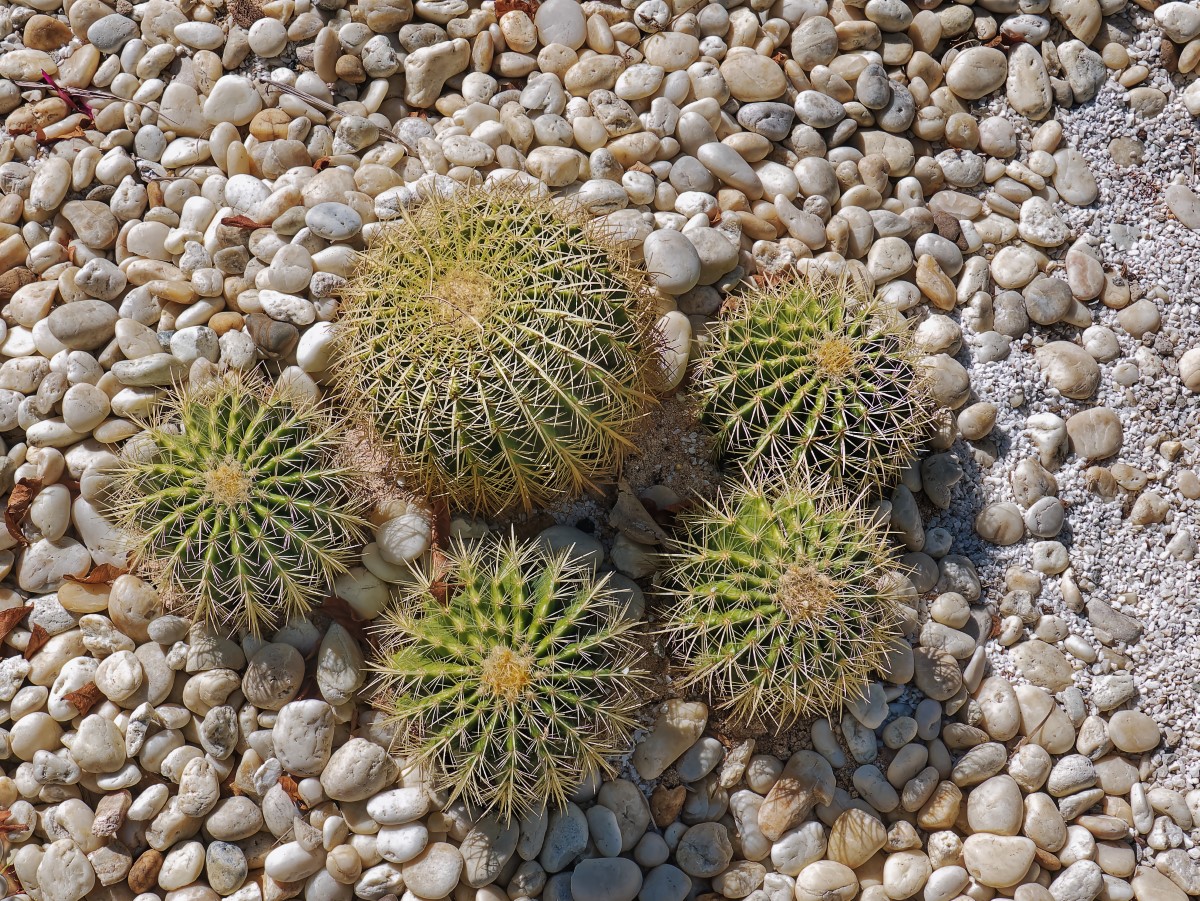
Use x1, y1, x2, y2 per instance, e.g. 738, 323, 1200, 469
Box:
637, 494, 692, 532
5, 477, 41, 547
495, 0, 538, 16
0, 605, 32, 643
65, 563, 129, 585
427, 497, 453, 605
63, 681, 104, 716
429, 497, 450, 552
147, 180, 165, 210
0, 861, 19, 897
609, 479, 670, 545
0, 810, 21, 834
41, 124, 88, 143
428, 567, 452, 606
24, 623, 49, 660
221, 214, 267, 229
278, 774, 309, 811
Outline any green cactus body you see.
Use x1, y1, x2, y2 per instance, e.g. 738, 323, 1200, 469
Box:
110, 373, 369, 635
372, 534, 646, 820
333, 188, 660, 515
699, 275, 930, 490
660, 475, 902, 727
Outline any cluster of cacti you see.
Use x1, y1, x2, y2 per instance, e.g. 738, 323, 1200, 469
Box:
89, 180, 927, 817
343, 190, 929, 771
371, 534, 646, 820
658, 473, 903, 727
331, 186, 661, 516
109, 372, 370, 636
698, 273, 931, 491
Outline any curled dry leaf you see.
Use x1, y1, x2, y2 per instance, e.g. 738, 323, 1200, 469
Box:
609, 479, 670, 545
426, 496, 453, 605
638, 492, 692, 533
495, 0, 539, 15
221, 215, 267, 229
0, 809, 22, 835
35, 124, 88, 144
278, 774, 309, 811
5, 477, 42, 547
63, 682, 104, 717
0, 864, 18, 898
0, 605, 32, 643
23, 623, 50, 660
65, 563, 129, 586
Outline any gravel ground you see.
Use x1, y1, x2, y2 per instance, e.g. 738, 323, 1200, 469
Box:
4, 0, 1200, 895
924, 10, 1200, 794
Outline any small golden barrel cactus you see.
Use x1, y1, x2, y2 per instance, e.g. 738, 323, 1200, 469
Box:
659, 473, 903, 727
371, 533, 646, 820
699, 273, 931, 490
333, 187, 661, 515
108, 372, 369, 636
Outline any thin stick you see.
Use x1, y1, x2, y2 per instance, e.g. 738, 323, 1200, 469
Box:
258, 77, 403, 144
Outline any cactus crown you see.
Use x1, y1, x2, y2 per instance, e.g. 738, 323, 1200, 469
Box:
699, 273, 931, 490
109, 372, 370, 636
372, 533, 647, 820
660, 474, 902, 727
333, 186, 661, 515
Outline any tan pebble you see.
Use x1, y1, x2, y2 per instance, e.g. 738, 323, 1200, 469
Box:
563, 54, 624, 92
1107, 711, 1160, 753
128, 849, 164, 894
1132, 867, 1188, 901
1178, 470, 1200, 498
963, 834, 1037, 889
650, 785, 686, 828
586, 14, 615, 54
827, 809, 886, 868
23, 14, 74, 50
537, 43, 577, 78
1118, 63, 1147, 85
4, 98, 69, 135
795, 861, 858, 901
917, 781, 962, 830
249, 109, 292, 141
335, 54, 367, 83
642, 32, 699, 71
500, 10, 537, 53
915, 254, 957, 309
208, 311, 245, 335
1179, 38, 1200, 73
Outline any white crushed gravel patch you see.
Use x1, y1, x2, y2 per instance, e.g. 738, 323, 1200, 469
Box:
927, 11, 1200, 794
